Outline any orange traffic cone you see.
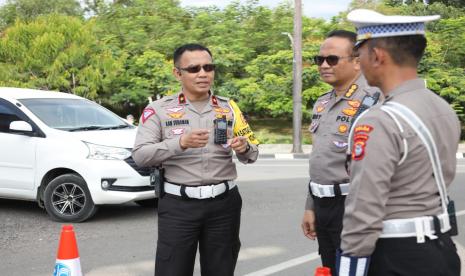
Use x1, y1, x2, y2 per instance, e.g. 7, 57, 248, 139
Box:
314, 266, 331, 276
53, 225, 82, 276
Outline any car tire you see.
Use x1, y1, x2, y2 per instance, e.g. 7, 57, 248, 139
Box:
135, 198, 158, 208
44, 173, 98, 222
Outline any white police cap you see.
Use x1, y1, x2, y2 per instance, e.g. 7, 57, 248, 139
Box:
347, 9, 440, 46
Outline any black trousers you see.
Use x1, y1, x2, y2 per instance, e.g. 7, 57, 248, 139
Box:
155, 186, 242, 276
369, 232, 460, 276
313, 194, 346, 276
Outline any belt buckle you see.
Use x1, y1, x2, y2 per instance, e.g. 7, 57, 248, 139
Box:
199, 185, 215, 199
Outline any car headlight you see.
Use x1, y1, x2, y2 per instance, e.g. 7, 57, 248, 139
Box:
84, 142, 132, 160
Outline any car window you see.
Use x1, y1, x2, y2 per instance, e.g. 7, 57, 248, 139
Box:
0, 99, 28, 133
20, 98, 128, 131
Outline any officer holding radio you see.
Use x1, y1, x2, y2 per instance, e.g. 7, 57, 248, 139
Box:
336, 10, 461, 276
300, 30, 380, 275
132, 43, 259, 276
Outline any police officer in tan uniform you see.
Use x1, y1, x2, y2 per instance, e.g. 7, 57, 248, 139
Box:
301, 30, 380, 275
132, 43, 259, 276
336, 10, 461, 276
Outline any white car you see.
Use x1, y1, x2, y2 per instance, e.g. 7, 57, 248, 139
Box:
0, 87, 156, 222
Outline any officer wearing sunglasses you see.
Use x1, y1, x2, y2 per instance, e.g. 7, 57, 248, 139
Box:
132, 43, 259, 276
301, 30, 380, 275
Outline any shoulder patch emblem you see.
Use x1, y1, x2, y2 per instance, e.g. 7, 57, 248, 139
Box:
141, 108, 155, 124
352, 140, 367, 160
354, 125, 373, 134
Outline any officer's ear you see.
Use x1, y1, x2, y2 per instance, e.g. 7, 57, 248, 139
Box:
173, 67, 182, 81
352, 55, 361, 71
370, 47, 385, 68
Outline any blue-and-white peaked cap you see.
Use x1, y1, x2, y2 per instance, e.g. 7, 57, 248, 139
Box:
347, 9, 440, 45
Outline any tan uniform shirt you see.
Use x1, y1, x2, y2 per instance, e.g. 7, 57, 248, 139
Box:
341, 79, 461, 256
305, 75, 380, 210
132, 92, 259, 186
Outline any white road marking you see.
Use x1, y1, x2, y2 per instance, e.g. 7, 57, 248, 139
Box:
244, 252, 320, 276
238, 246, 286, 261
245, 209, 465, 276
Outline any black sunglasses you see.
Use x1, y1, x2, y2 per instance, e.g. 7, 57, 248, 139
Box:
313, 55, 353, 66
177, 64, 215, 74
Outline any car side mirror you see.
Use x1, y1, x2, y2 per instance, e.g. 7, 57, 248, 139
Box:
10, 120, 33, 133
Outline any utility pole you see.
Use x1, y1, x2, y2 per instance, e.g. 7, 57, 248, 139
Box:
292, 0, 303, 153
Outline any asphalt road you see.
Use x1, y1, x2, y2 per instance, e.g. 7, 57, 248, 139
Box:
1, 159, 464, 276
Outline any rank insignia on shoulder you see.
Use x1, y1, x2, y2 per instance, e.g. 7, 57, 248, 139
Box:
354, 125, 373, 134
178, 94, 186, 104
316, 105, 325, 113
141, 108, 155, 124
344, 84, 358, 98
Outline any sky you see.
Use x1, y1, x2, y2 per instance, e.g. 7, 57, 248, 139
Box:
0, 0, 352, 20
180, 0, 353, 20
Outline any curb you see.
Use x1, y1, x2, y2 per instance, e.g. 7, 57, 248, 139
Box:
251, 152, 465, 160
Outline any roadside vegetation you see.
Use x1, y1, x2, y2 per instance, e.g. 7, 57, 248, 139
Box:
0, 0, 464, 140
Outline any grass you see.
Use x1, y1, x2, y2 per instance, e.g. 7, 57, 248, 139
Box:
250, 118, 312, 144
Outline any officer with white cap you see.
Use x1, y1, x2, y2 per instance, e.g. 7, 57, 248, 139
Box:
336, 9, 461, 276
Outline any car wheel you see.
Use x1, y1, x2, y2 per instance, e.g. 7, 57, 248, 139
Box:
44, 174, 98, 222
135, 198, 158, 208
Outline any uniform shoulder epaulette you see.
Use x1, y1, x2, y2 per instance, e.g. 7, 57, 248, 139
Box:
317, 91, 332, 100
215, 95, 230, 102
157, 95, 176, 106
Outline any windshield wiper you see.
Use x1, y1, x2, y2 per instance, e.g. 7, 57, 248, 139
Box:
97, 124, 131, 130
68, 126, 106, 132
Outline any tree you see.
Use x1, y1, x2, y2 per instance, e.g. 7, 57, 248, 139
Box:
0, 0, 83, 29
0, 14, 124, 100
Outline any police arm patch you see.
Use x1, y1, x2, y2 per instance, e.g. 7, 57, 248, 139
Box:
141, 108, 155, 124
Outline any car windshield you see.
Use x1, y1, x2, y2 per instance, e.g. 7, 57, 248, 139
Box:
20, 98, 132, 131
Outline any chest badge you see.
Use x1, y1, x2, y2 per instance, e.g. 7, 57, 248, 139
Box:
166, 106, 184, 113
347, 100, 361, 108
342, 107, 357, 117
171, 128, 185, 135
168, 112, 185, 119
309, 121, 319, 133
338, 124, 348, 134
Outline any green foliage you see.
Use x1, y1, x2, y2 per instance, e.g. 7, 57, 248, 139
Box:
0, 14, 123, 99
0, 0, 463, 130
0, 0, 83, 29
